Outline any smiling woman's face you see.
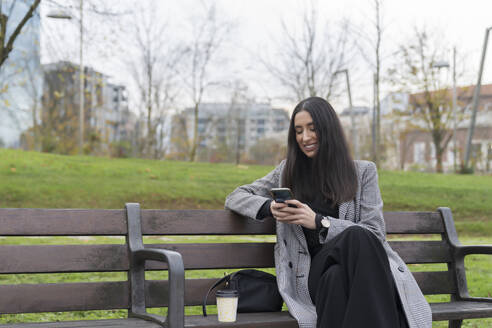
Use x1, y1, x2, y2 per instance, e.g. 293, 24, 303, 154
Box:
294, 110, 318, 158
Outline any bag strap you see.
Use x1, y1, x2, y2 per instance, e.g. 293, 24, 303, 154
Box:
202, 273, 232, 316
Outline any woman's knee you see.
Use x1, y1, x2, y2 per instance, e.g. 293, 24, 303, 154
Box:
342, 225, 373, 238
340, 226, 381, 249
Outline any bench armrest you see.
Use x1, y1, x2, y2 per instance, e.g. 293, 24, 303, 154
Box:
458, 296, 492, 303
453, 244, 492, 301
439, 208, 492, 301
457, 244, 492, 256
126, 203, 185, 328
130, 248, 185, 328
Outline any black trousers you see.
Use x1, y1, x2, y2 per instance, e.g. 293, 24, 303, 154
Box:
308, 226, 409, 328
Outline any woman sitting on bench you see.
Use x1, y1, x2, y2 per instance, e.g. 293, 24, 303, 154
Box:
225, 97, 431, 328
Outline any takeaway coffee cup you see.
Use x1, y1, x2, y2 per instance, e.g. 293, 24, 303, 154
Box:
216, 289, 239, 322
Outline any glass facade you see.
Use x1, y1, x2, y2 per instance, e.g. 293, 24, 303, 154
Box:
0, 0, 41, 147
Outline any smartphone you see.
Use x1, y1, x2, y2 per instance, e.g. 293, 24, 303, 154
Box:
270, 188, 294, 203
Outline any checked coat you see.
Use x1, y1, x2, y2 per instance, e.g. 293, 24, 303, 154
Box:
225, 160, 432, 328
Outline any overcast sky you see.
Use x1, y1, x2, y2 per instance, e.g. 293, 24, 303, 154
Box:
41, 0, 492, 112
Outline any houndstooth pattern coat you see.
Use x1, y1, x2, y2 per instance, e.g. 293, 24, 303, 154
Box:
225, 160, 432, 328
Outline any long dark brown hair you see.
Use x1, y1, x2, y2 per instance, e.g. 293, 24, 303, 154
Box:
282, 97, 358, 205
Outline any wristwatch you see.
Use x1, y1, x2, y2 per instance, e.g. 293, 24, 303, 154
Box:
320, 217, 330, 228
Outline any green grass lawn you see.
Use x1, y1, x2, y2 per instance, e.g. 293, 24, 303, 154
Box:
0, 148, 491, 327
1, 148, 491, 215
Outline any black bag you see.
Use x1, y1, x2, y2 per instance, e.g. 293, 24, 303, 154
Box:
202, 269, 283, 316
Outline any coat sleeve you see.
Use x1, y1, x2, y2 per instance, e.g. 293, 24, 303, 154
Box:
320, 161, 386, 243
225, 160, 285, 220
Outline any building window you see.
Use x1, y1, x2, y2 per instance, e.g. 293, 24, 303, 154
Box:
471, 143, 482, 160
429, 143, 435, 159
413, 142, 425, 164
446, 142, 457, 165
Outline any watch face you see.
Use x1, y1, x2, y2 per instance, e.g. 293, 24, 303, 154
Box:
321, 218, 330, 228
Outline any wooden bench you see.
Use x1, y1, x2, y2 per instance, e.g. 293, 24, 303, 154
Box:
0, 204, 491, 328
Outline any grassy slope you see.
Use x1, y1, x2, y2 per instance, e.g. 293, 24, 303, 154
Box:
1, 148, 491, 213
1, 148, 491, 235
0, 148, 267, 209
0, 149, 491, 327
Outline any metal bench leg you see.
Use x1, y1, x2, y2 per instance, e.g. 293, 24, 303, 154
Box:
449, 320, 462, 328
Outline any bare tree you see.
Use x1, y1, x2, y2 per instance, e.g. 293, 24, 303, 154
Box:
226, 80, 251, 165
0, 60, 23, 133
17, 42, 43, 151
125, 3, 183, 159
261, 1, 351, 102
181, 1, 232, 162
0, 0, 40, 68
353, 0, 385, 166
390, 27, 467, 173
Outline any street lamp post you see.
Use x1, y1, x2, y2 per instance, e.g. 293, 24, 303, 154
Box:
78, 0, 84, 154
452, 47, 458, 172
335, 69, 358, 159
463, 26, 492, 171
47, 0, 84, 154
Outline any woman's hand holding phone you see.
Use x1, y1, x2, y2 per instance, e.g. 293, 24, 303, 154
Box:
270, 199, 316, 230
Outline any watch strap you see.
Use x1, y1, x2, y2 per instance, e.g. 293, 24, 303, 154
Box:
315, 214, 323, 230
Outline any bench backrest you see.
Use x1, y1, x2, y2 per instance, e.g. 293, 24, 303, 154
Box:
0, 208, 130, 315
0, 208, 459, 315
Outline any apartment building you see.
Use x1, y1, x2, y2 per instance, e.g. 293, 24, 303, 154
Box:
381, 86, 492, 172
41, 61, 131, 153
175, 102, 290, 162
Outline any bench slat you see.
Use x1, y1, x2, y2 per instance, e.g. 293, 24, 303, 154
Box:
413, 271, 456, 295
388, 241, 452, 264
0, 279, 235, 313
0, 244, 129, 273
0, 318, 163, 328
0, 209, 276, 236
0, 241, 450, 274
0, 314, 297, 328
149, 243, 275, 270
0, 208, 126, 236
141, 210, 276, 235
0, 243, 275, 273
0, 209, 444, 236
0, 271, 458, 315
384, 212, 444, 234
0, 281, 129, 313
150, 271, 457, 308
431, 301, 492, 321
184, 312, 298, 328
5, 302, 492, 327
141, 211, 444, 235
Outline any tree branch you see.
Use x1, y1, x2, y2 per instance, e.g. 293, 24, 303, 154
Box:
0, 0, 41, 67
